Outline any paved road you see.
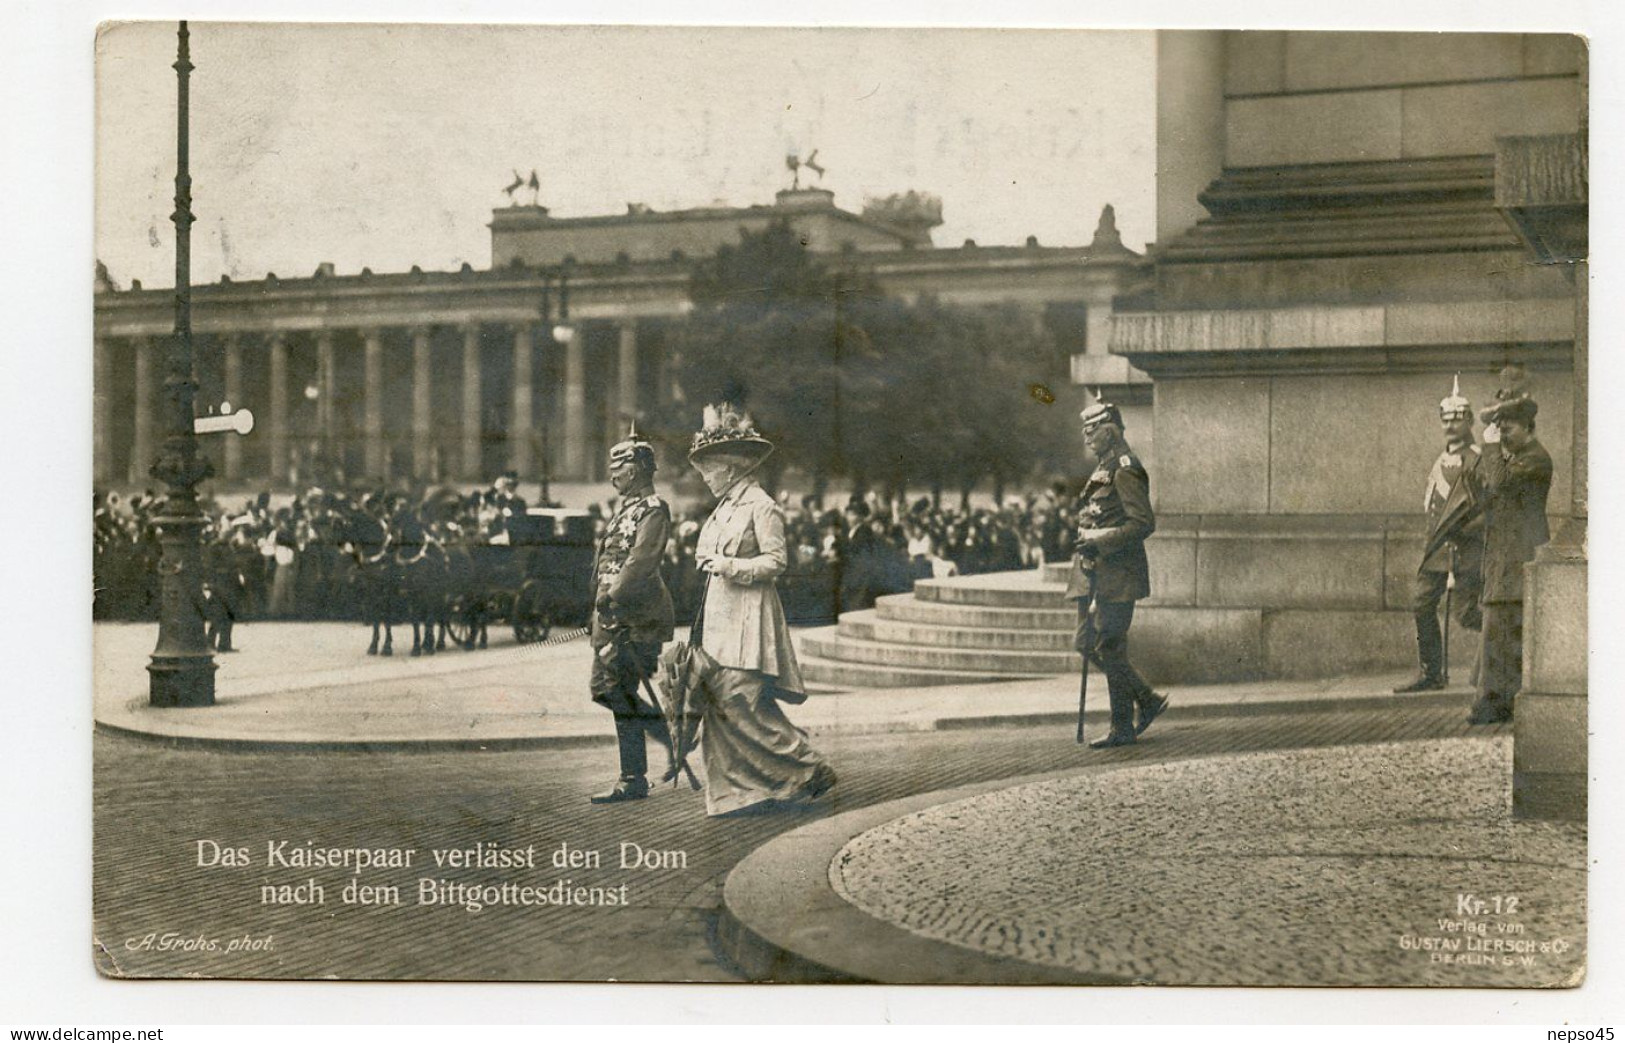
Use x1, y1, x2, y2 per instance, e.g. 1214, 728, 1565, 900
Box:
94, 699, 1495, 982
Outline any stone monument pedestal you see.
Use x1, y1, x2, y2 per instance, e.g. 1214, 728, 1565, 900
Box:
1513, 525, 1587, 821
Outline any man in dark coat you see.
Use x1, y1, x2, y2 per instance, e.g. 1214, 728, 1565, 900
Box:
1066, 393, 1168, 748
201, 525, 246, 653
838, 501, 878, 612
1396, 377, 1485, 692
588, 427, 677, 803
1468, 396, 1553, 725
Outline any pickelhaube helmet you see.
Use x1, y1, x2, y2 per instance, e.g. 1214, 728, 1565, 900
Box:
608, 420, 657, 472
689, 403, 774, 466
1438, 374, 1472, 421
1079, 388, 1123, 433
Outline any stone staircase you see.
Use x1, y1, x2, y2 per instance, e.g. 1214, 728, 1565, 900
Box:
797, 564, 1081, 687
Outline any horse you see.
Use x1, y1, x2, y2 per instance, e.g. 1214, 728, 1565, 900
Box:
391, 513, 452, 657
339, 506, 403, 656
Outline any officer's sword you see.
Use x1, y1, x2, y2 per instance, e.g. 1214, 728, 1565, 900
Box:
1442, 544, 1455, 685
1076, 608, 1092, 744
539, 626, 590, 646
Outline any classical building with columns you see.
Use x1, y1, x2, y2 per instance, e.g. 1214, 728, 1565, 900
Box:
93, 186, 1148, 491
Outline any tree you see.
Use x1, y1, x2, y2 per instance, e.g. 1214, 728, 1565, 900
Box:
656, 221, 1077, 503
654, 219, 887, 499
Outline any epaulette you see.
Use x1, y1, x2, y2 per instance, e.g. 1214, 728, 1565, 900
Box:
1119, 454, 1138, 470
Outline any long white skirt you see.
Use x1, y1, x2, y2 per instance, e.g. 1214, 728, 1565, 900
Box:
700, 666, 825, 816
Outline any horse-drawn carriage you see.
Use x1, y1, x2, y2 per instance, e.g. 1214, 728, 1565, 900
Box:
443, 508, 596, 647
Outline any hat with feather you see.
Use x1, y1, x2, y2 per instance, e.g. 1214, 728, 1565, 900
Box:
688, 403, 774, 467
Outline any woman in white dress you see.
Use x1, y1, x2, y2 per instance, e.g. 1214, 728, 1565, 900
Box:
687, 405, 836, 816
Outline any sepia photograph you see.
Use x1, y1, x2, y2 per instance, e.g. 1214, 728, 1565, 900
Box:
64, 6, 1603, 1011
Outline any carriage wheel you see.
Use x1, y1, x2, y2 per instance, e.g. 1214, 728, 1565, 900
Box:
444, 595, 476, 648
512, 581, 553, 644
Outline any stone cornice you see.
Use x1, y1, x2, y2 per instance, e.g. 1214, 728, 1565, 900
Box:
94, 243, 1148, 337
1110, 299, 1575, 376
1157, 157, 1522, 264
1495, 133, 1588, 267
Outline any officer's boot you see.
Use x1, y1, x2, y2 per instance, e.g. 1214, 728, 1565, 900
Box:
1091, 677, 1138, 749
591, 716, 651, 804
1396, 611, 1445, 692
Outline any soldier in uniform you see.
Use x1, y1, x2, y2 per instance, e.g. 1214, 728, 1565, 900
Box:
1468, 396, 1553, 725
1066, 392, 1168, 748
588, 426, 677, 804
201, 522, 246, 653
1396, 376, 1485, 692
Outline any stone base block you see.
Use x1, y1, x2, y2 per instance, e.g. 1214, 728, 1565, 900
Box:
1199, 523, 1385, 610
1132, 606, 1264, 684
1514, 691, 1586, 822
1513, 770, 1586, 823
1524, 554, 1587, 694
1262, 609, 1415, 679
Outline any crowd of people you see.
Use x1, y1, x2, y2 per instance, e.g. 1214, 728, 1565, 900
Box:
93, 476, 1087, 630
92, 475, 544, 626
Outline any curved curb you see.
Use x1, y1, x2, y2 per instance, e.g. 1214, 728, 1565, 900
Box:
717, 765, 1140, 985
94, 688, 1468, 755
92, 717, 615, 755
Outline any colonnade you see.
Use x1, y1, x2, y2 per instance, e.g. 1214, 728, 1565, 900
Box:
94, 317, 651, 490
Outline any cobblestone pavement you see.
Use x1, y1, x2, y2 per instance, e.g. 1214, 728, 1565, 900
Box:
95, 699, 1499, 982
834, 736, 1585, 987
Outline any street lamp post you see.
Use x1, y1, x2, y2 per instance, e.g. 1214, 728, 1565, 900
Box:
147, 21, 216, 707
539, 263, 574, 502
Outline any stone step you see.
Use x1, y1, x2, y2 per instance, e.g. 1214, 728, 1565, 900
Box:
800, 629, 1081, 674
1040, 561, 1071, 584
913, 573, 1071, 609
796, 651, 1043, 689
872, 593, 1076, 630
839, 610, 1075, 652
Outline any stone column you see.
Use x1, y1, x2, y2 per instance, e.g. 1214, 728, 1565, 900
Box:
617, 319, 639, 430
222, 334, 243, 481
563, 326, 587, 479
267, 331, 289, 485
315, 329, 336, 449
94, 336, 112, 485
363, 326, 384, 478
1155, 30, 1227, 243
129, 336, 154, 486
461, 322, 483, 481
510, 324, 534, 478
412, 325, 434, 480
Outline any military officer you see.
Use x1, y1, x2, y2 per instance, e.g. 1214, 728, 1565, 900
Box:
588, 426, 677, 803
1066, 392, 1168, 748
1396, 376, 1485, 692
1468, 397, 1553, 725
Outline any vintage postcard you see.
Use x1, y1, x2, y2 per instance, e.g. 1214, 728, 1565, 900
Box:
91, 21, 1588, 988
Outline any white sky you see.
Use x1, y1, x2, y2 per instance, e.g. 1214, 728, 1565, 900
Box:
95, 23, 1156, 288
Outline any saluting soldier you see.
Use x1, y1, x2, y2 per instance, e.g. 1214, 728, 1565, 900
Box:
1468, 396, 1553, 725
1396, 376, 1485, 692
588, 425, 677, 804
1067, 392, 1168, 748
